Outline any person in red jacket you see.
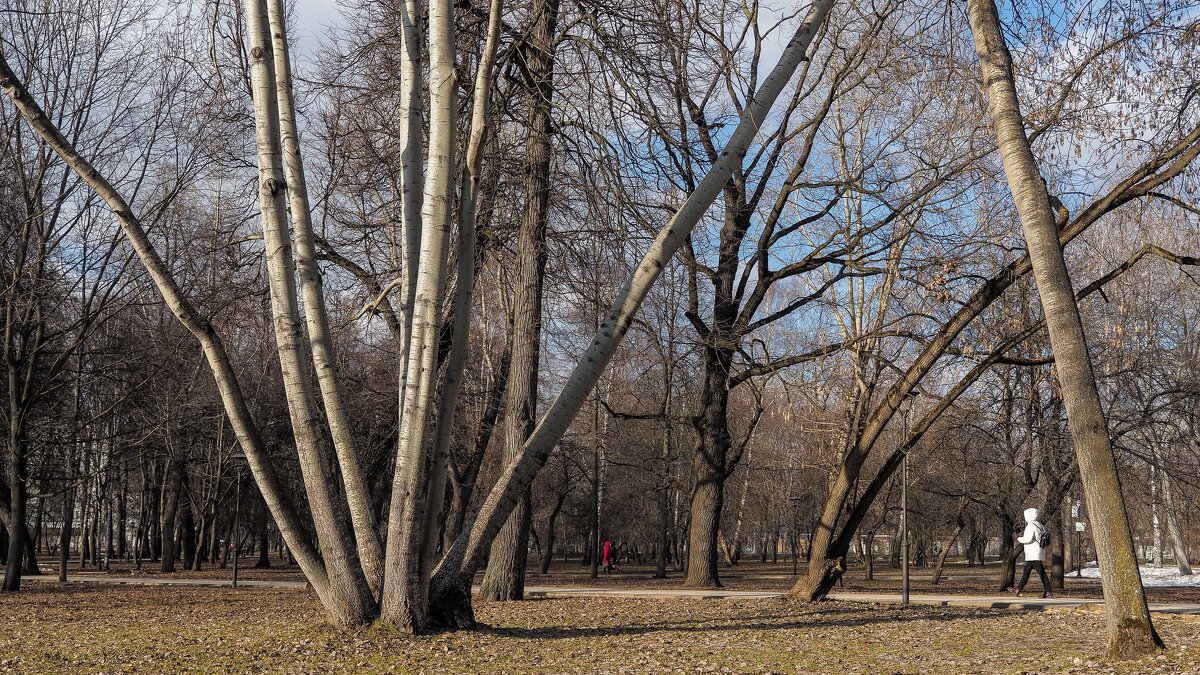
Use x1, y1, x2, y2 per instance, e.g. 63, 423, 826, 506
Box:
602, 540, 612, 574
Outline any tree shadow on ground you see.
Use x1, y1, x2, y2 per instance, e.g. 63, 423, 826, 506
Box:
475, 599, 1029, 640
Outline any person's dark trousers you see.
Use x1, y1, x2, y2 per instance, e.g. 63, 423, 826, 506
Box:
1017, 560, 1050, 592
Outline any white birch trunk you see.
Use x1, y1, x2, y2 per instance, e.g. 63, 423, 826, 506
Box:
244, 0, 375, 623
420, 0, 505, 574
428, 0, 835, 626
380, 0, 458, 632
396, 0, 425, 424
264, 0, 384, 593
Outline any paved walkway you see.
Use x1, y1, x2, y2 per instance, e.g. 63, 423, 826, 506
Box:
523, 585, 1200, 616
22, 575, 1200, 616
23, 573, 308, 589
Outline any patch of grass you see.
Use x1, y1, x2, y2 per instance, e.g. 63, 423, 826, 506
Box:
2, 584, 1200, 673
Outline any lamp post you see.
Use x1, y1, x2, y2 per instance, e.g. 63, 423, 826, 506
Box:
790, 495, 803, 577
230, 452, 247, 587
900, 392, 916, 607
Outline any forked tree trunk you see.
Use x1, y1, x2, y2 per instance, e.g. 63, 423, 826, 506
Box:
265, 0, 383, 592
380, 0, 458, 631
480, 0, 560, 602
422, 0, 505, 580
967, 0, 1160, 655
0, 16, 357, 628
245, 0, 376, 625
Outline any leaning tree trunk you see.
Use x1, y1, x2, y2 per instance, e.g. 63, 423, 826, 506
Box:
968, 0, 1160, 655
244, 0, 377, 626
539, 495, 564, 575
931, 516, 964, 585
265, 0, 383, 593
427, 0, 836, 629
479, 0, 560, 602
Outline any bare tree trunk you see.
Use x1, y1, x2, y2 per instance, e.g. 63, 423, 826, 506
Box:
968, 0, 1160, 655
181, 495, 197, 571
3, 396, 28, 590
421, 0, 505, 578
1050, 510, 1066, 590
255, 500, 271, 569
380, 0, 459, 631
655, 481, 670, 579
687, 361, 731, 587
265, 0, 383, 592
729, 449, 753, 566
479, 0, 560, 603
862, 533, 874, 580
1153, 444, 1191, 575
931, 519, 964, 585
1150, 462, 1162, 568
395, 0, 425, 426
0, 48, 341, 620
427, 0, 835, 628
244, 0, 376, 625
540, 495, 564, 575
160, 454, 183, 573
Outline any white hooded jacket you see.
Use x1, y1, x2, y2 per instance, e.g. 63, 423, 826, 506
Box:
1017, 507, 1045, 562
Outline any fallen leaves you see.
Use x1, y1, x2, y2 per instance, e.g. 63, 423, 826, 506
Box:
1, 583, 1200, 673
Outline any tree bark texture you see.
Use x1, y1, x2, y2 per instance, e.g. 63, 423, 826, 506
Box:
967, 0, 1160, 655
381, 0, 458, 631
265, 0, 384, 592
479, 0, 560, 602
245, 0, 377, 626
421, 0, 506, 577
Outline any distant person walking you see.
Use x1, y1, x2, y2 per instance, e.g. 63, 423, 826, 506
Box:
1009, 507, 1053, 598
602, 540, 612, 574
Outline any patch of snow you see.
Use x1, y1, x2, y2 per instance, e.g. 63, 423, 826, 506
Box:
1077, 563, 1200, 587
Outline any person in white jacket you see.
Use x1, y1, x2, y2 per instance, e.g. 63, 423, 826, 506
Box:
1008, 507, 1053, 598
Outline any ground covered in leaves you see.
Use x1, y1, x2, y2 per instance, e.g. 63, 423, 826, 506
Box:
4, 584, 1200, 673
